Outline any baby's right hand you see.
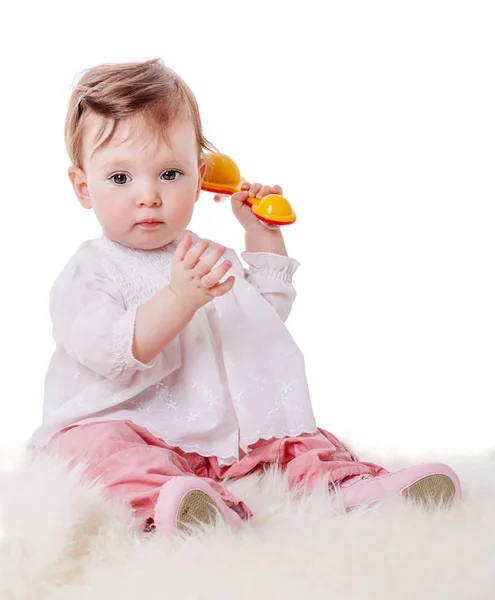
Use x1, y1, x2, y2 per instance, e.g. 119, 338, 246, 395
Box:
169, 234, 235, 313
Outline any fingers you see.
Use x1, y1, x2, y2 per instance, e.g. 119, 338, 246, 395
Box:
244, 182, 284, 199
171, 236, 236, 310
182, 239, 210, 270
231, 190, 250, 205
209, 275, 236, 297
174, 237, 234, 288
201, 259, 233, 289
174, 233, 193, 263
194, 244, 227, 277
248, 182, 263, 197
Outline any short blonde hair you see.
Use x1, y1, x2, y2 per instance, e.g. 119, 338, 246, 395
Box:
65, 58, 212, 167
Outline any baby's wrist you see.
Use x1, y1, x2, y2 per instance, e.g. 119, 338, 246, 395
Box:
244, 227, 287, 255
164, 285, 198, 319
242, 218, 271, 235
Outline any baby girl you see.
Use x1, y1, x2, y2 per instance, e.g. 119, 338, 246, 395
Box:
31, 58, 461, 534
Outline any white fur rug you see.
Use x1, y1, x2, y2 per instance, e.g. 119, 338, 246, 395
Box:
0, 447, 494, 600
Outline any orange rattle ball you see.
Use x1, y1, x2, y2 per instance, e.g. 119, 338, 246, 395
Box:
202, 153, 242, 195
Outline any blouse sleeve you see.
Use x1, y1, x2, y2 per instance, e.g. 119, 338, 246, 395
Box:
241, 251, 300, 322
50, 249, 157, 382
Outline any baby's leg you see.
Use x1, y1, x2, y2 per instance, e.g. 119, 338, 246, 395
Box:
215, 428, 386, 491
269, 430, 461, 508
215, 429, 460, 510
44, 420, 250, 532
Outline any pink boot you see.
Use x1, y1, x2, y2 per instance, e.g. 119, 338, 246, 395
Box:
154, 476, 245, 535
338, 462, 461, 510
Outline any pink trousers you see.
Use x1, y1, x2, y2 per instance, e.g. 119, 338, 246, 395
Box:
46, 420, 387, 526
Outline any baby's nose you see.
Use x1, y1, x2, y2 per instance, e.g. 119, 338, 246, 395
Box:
138, 189, 162, 207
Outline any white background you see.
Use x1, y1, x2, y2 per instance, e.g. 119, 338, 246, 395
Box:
1, 1, 494, 460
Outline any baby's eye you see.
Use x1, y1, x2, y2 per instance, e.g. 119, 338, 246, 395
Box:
110, 173, 130, 185
161, 169, 182, 181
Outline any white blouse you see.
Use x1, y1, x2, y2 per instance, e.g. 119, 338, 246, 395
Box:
30, 232, 317, 465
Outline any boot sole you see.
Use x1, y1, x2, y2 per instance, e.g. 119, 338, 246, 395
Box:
177, 490, 220, 531
402, 474, 456, 508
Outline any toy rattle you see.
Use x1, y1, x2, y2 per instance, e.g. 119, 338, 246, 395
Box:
201, 152, 296, 227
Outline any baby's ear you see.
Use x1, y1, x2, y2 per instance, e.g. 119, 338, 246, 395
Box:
68, 165, 92, 209
195, 159, 207, 202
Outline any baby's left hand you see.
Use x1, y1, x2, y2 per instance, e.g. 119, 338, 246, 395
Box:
231, 181, 283, 233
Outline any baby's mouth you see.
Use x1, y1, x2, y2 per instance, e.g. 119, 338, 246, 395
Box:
137, 219, 163, 228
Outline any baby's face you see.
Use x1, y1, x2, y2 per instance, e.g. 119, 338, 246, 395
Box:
70, 112, 205, 250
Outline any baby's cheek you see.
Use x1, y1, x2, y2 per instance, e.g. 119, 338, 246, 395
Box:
98, 202, 128, 233
170, 191, 195, 221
